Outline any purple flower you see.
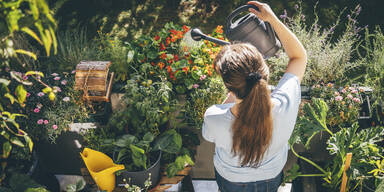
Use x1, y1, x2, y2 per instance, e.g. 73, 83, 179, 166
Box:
279, 9, 288, 19
61, 80, 67, 85
199, 75, 207, 81
347, 94, 353, 99
37, 119, 44, 125
33, 108, 40, 113
353, 97, 360, 103
54, 76, 61, 81
329, 26, 335, 33
37, 92, 45, 97
26, 92, 31, 97
356, 6, 361, 15
51, 73, 59, 76
52, 125, 58, 130
294, 4, 299, 10
192, 84, 199, 89
335, 96, 343, 101
43, 120, 49, 125
23, 75, 28, 80
63, 97, 70, 102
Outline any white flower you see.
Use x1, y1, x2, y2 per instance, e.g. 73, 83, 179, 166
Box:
51, 73, 59, 76
63, 97, 70, 102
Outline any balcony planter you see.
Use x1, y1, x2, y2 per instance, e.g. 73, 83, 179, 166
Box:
115, 151, 162, 189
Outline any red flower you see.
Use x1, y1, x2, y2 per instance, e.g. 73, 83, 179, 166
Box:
183, 25, 190, 33
151, 62, 155, 66
182, 67, 189, 75
216, 25, 223, 34
160, 43, 166, 51
167, 59, 173, 64
174, 55, 179, 61
188, 59, 192, 64
160, 53, 167, 60
154, 35, 160, 41
166, 37, 171, 45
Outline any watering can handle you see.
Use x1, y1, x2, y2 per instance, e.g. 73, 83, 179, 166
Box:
226, 4, 260, 33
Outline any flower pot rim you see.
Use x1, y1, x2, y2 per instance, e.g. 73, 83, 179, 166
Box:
119, 151, 162, 174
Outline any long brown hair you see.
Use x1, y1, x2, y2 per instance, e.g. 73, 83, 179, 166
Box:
214, 43, 273, 167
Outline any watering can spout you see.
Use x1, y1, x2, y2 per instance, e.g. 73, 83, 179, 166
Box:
80, 148, 125, 192
190, 28, 230, 46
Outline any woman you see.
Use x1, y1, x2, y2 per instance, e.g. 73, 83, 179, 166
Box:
202, 1, 307, 191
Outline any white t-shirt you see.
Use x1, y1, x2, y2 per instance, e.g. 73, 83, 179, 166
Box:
202, 72, 301, 182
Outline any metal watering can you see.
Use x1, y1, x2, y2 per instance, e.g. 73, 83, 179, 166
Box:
191, 4, 281, 59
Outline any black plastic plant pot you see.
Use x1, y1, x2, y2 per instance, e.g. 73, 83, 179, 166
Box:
88, 101, 112, 125
116, 151, 162, 189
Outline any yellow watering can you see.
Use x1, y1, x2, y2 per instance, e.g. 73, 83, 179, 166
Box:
80, 148, 125, 192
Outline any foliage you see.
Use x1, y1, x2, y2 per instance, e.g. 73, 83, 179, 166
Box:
108, 75, 177, 137
14, 71, 89, 143
267, 4, 364, 86
0, 173, 49, 192
122, 175, 151, 192
290, 97, 384, 191
182, 76, 225, 129
309, 83, 362, 128
361, 27, 384, 124
0, 0, 57, 65
65, 179, 85, 192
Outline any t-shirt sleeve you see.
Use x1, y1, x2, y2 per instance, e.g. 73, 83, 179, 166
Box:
271, 72, 301, 113
202, 111, 215, 142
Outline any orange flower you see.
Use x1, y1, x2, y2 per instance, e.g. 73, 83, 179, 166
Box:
167, 66, 173, 73
170, 34, 177, 42
166, 37, 171, 45
151, 62, 155, 66
154, 35, 160, 41
207, 68, 212, 76
160, 53, 167, 60
160, 43, 166, 51
192, 66, 198, 71
157, 62, 165, 70
216, 25, 223, 34
188, 59, 192, 64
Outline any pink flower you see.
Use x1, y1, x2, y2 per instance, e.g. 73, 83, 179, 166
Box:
71, 70, 76, 74
43, 120, 49, 125
61, 80, 67, 85
351, 89, 358, 94
52, 125, 58, 130
347, 94, 353, 99
63, 97, 70, 102
192, 84, 199, 89
37, 119, 44, 124
341, 89, 346, 93
54, 77, 61, 81
51, 73, 59, 76
37, 92, 45, 97
199, 75, 207, 81
334, 91, 340, 96
53, 86, 62, 93
26, 92, 31, 97
315, 84, 320, 88
335, 96, 343, 101
349, 87, 356, 91
33, 108, 40, 113
353, 97, 360, 103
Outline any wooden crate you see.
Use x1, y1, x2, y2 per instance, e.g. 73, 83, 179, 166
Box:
75, 61, 111, 92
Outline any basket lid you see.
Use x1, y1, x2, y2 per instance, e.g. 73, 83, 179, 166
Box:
76, 61, 111, 71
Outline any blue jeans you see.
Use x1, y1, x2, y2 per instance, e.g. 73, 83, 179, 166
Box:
214, 168, 283, 192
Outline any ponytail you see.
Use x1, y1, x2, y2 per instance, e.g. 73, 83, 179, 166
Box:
214, 43, 273, 166
232, 79, 272, 166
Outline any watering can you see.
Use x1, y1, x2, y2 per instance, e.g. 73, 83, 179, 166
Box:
191, 4, 281, 58
80, 148, 125, 192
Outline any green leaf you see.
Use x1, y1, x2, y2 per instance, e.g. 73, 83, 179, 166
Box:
10, 137, 24, 147
66, 179, 85, 192
114, 135, 137, 147
142, 132, 155, 143
4, 93, 15, 104
153, 129, 182, 153
28, 0, 39, 20
15, 85, 27, 104
25, 71, 44, 77
166, 155, 194, 177
130, 144, 147, 170
116, 148, 127, 163
0, 78, 10, 86
24, 135, 34, 152
147, 50, 157, 60
21, 27, 42, 44
3, 142, 12, 159
127, 50, 135, 63
14, 49, 37, 60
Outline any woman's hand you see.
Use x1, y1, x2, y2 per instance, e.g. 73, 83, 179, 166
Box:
247, 1, 278, 23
